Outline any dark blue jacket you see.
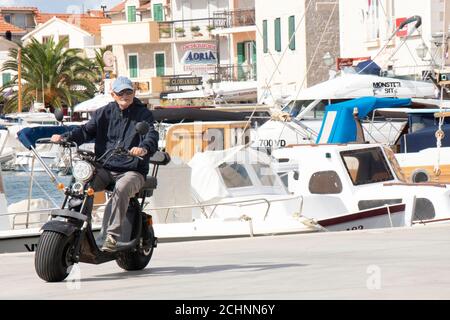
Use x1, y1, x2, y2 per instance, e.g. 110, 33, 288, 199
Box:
65, 98, 159, 177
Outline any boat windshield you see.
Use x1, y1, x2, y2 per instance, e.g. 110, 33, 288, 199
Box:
218, 162, 253, 188
218, 161, 285, 192
340, 147, 395, 185
382, 146, 407, 182
282, 100, 327, 119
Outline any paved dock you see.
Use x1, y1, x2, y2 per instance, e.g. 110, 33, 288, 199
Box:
1, 224, 450, 299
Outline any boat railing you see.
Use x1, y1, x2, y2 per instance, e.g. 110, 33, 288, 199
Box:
6, 196, 302, 229
363, 116, 405, 144
144, 195, 303, 223
7, 203, 106, 229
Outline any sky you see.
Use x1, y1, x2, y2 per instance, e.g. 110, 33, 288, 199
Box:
0, 0, 122, 13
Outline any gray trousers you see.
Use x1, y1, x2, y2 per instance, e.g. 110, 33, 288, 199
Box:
92, 169, 145, 242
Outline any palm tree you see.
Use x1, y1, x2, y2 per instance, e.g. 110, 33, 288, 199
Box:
1, 37, 96, 113
92, 45, 112, 93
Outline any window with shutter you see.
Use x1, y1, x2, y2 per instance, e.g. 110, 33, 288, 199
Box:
263, 20, 268, 53
288, 15, 295, 50
274, 18, 281, 52
129, 55, 138, 78
127, 6, 136, 22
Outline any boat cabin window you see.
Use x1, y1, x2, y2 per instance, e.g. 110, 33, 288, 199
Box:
358, 199, 402, 210
252, 164, 278, 187
218, 162, 253, 188
340, 147, 394, 185
278, 172, 289, 188
308, 170, 343, 194
412, 198, 435, 221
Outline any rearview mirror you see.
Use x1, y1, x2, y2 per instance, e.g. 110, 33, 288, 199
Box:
135, 121, 149, 136
54, 109, 64, 122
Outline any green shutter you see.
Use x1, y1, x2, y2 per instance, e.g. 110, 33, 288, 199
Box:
274, 18, 281, 52
155, 53, 165, 76
252, 41, 257, 79
263, 20, 268, 53
2, 73, 11, 86
129, 55, 138, 78
237, 42, 245, 80
127, 6, 136, 22
153, 4, 164, 22
289, 15, 295, 50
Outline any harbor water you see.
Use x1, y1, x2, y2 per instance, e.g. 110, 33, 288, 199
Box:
2, 171, 72, 207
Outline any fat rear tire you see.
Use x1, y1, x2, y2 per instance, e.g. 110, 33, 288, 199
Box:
116, 246, 153, 271
35, 231, 75, 282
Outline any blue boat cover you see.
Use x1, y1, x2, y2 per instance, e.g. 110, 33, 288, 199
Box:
316, 97, 411, 144
400, 124, 450, 153
17, 125, 80, 150
355, 60, 381, 75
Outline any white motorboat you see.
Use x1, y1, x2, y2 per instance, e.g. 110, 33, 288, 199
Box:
272, 143, 450, 231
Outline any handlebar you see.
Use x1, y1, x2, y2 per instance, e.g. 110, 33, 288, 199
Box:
114, 147, 144, 161
36, 137, 76, 148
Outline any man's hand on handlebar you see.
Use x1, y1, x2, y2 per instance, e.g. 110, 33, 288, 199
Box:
129, 147, 148, 157
50, 134, 64, 143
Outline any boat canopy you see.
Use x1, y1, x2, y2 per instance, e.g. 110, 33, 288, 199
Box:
316, 97, 411, 144
283, 74, 436, 101
73, 94, 114, 113
17, 125, 79, 150
188, 145, 287, 201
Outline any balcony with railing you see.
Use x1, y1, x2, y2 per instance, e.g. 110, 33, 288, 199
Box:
158, 17, 225, 42
214, 63, 257, 82
213, 9, 255, 29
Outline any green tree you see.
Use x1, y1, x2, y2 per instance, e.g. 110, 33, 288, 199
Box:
1, 37, 96, 113
92, 45, 112, 92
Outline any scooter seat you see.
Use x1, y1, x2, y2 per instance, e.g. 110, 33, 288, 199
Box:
138, 176, 157, 198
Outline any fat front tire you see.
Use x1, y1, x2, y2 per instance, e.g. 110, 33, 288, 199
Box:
35, 231, 75, 282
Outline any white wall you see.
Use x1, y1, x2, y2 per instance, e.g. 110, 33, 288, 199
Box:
172, 0, 229, 21
255, 0, 306, 104
339, 0, 449, 77
0, 40, 17, 86
26, 19, 95, 51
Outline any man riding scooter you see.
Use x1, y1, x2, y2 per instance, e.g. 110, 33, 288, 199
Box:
51, 76, 159, 252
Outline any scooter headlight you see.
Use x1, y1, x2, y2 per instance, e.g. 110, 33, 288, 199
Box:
72, 161, 94, 182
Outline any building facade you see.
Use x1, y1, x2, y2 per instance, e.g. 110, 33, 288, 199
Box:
255, 0, 340, 104
21, 13, 111, 59
339, 0, 450, 78
101, 0, 260, 105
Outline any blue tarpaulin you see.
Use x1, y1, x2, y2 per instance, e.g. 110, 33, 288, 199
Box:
400, 125, 450, 153
355, 60, 381, 75
17, 125, 80, 150
316, 97, 411, 144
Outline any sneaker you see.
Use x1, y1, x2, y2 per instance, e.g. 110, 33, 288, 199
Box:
101, 234, 117, 252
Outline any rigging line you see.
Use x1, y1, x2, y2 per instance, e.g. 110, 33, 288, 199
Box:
435, 0, 448, 178
237, 0, 315, 144
257, 0, 314, 103
291, 1, 338, 103
273, 1, 338, 144
378, 0, 395, 32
